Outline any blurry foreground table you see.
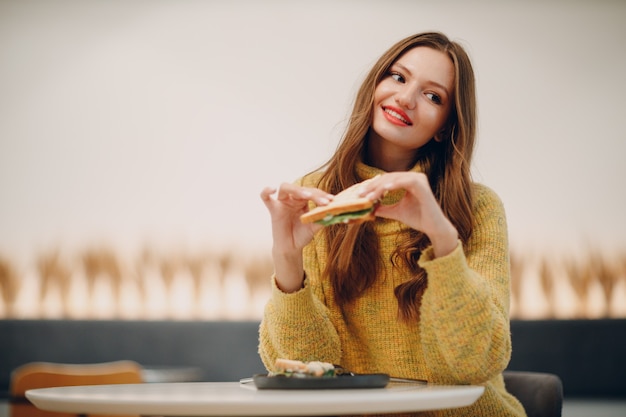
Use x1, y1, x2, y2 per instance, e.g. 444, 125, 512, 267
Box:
26, 381, 484, 416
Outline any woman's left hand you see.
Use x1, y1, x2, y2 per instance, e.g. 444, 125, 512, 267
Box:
360, 172, 459, 258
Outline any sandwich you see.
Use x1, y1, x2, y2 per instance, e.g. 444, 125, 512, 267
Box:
273, 358, 336, 377
300, 179, 378, 227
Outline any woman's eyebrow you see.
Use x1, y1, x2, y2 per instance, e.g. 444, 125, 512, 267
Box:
393, 62, 412, 76
393, 62, 451, 96
427, 80, 451, 97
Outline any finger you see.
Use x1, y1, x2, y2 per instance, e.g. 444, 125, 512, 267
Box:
260, 186, 277, 202
355, 174, 385, 197
260, 187, 282, 211
275, 183, 305, 201
373, 202, 397, 220
361, 181, 393, 201
277, 183, 333, 205
311, 189, 333, 206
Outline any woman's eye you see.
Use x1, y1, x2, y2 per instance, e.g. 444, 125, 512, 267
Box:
390, 72, 405, 83
426, 92, 442, 104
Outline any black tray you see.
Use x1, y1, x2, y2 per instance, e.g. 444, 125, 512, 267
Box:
252, 373, 390, 390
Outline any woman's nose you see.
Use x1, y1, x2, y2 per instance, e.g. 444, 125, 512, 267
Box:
394, 85, 417, 109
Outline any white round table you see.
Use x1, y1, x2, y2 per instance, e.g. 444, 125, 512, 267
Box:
26, 381, 484, 416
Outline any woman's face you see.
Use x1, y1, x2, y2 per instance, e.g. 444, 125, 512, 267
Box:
369, 46, 455, 169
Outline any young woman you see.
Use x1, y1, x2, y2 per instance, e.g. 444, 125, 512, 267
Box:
259, 32, 526, 416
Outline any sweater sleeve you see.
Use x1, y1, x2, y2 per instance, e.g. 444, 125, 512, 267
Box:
258, 246, 341, 371
417, 184, 512, 385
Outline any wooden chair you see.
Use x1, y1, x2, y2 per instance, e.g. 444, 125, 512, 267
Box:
503, 370, 563, 417
9, 360, 143, 417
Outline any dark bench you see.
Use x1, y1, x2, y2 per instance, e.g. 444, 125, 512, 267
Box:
1, 319, 624, 399
0, 319, 265, 399
507, 318, 626, 397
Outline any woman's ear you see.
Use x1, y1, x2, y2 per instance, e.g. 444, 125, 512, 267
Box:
434, 128, 447, 142
435, 123, 454, 142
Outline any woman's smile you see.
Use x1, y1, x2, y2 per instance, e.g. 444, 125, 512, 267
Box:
382, 105, 413, 126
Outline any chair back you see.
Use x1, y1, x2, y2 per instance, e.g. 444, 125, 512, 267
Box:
504, 370, 563, 417
10, 360, 143, 417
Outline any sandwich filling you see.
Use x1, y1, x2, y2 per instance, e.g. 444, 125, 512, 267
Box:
315, 207, 375, 226
272, 358, 336, 378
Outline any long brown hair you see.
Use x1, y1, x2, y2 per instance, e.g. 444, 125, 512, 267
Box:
314, 32, 477, 321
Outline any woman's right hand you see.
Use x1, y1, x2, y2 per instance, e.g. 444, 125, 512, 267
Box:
260, 183, 333, 292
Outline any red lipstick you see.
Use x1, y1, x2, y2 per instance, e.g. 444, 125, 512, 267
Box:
381, 105, 413, 126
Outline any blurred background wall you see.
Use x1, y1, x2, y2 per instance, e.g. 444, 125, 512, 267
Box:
1, 0, 625, 320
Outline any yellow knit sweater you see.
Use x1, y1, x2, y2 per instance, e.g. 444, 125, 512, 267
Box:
259, 162, 526, 417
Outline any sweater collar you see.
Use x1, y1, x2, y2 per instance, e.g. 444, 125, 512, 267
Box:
355, 158, 430, 180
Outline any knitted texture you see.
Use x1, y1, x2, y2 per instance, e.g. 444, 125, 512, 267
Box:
259, 162, 526, 417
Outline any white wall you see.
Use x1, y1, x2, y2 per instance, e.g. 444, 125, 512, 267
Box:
1, 0, 625, 261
